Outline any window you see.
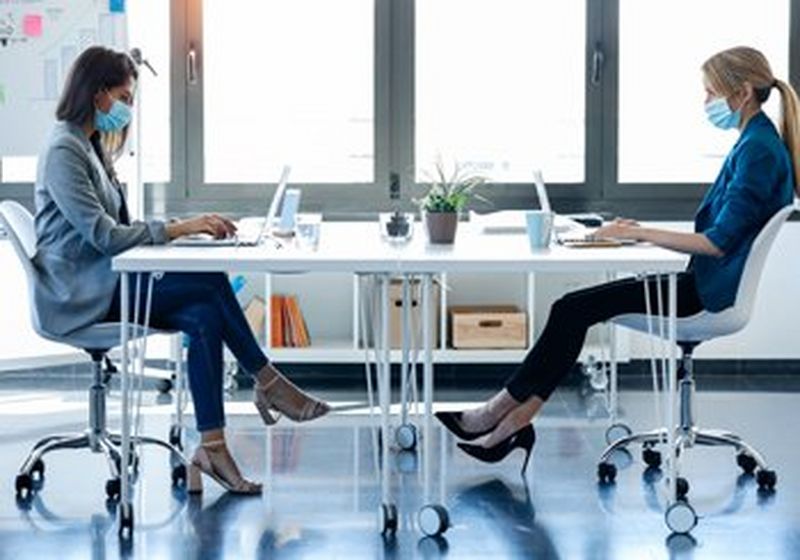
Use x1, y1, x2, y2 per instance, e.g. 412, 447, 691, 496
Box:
416, 0, 586, 183
0, 157, 37, 183
115, 0, 172, 184
201, 0, 374, 184
618, 0, 790, 184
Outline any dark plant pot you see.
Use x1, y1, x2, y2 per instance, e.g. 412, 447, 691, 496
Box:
424, 211, 458, 244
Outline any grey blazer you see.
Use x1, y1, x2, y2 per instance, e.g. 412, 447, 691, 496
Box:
33, 121, 167, 336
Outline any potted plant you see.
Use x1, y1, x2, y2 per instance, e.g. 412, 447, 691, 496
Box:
416, 160, 488, 244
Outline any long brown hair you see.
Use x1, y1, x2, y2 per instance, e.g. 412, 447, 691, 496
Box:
56, 46, 137, 177
702, 46, 800, 195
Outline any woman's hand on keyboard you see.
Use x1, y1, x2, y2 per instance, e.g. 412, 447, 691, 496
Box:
592, 217, 641, 241
166, 214, 237, 240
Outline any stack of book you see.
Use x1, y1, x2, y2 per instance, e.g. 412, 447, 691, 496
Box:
270, 295, 311, 348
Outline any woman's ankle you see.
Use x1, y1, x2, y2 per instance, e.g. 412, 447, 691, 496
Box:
200, 429, 226, 446
255, 363, 280, 387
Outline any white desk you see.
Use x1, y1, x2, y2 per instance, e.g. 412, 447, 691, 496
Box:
112, 222, 688, 538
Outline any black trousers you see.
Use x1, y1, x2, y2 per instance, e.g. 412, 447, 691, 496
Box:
504, 272, 705, 403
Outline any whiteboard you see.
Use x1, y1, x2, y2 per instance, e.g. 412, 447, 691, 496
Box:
0, 0, 127, 156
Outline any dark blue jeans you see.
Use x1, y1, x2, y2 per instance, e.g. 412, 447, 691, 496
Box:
106, 272, 269, 431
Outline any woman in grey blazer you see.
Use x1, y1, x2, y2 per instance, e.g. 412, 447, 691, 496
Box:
34, 46, 329, 494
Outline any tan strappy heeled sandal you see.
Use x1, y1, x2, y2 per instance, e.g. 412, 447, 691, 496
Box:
187, 440, 262, 495
253, 371, 331, 425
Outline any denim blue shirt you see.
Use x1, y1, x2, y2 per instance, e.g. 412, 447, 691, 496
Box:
692, 112, 794, 312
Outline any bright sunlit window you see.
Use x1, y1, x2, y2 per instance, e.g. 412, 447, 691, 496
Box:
416, 0, 586, 183
618, 0, 789, 184
202, 0, 374, 184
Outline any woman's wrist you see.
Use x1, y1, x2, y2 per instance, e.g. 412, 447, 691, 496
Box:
165, 221, 185, 240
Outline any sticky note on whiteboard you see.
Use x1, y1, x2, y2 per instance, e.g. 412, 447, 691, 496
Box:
22, 14, 43, 37
109, 0, 125, 13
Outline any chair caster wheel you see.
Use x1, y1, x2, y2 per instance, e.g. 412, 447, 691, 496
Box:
118, 504, 134, 539
736, 453, 757, 475
106, 478, 121, 501
31, 459, 45, 479
418, 504, 449, 537
597, 462, 617, 484
605, 423, 632, 445
676, 477, 690, 500
15, 473, 33, 500
169, 425, 183, 450
171, 464, 187, 487
395, 424, 417, 451
665, 501, 697, 534
756, 469, 777, 492
642, 447, 662, 468
379, 503, 398, 536
156, 378, 173, 394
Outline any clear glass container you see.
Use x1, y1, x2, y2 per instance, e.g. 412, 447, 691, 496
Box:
379, 211, 415, 244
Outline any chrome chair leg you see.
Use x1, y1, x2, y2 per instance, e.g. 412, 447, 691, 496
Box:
598, 428, 668, 463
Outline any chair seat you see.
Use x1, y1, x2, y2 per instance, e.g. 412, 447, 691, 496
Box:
614, 309, 744, 344
39, 322, 173, 352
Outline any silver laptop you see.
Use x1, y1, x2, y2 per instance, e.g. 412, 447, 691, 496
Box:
172, 166, 292, 247
473, 170, 596, 234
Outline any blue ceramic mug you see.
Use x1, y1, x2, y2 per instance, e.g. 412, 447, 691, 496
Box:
525, 210, 554, 249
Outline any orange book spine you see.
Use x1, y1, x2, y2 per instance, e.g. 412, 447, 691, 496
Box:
288, 296, 310, 347
282, 296, 295, 347
270, 295, 284, 348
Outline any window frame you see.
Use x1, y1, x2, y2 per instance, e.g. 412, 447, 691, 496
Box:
3, 0, 799, 221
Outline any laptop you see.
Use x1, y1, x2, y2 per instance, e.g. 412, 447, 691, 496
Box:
172, 165, 292, 247
471, 170, 602, 234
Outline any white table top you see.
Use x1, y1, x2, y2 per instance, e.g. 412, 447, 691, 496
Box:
112, 222, 689, 274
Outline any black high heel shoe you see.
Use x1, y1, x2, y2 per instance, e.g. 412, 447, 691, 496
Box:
457, 424, 536, 476
435, 411, 496, 441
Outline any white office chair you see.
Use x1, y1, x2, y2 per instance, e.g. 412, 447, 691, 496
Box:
597, 203, 795, 499
0, 200, 188, 505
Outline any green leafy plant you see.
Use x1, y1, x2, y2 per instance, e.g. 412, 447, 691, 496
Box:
415, 159, 489, 213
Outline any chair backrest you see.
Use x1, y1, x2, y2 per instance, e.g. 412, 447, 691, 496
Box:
723, 202, 796, 331
0, 200, 44, 335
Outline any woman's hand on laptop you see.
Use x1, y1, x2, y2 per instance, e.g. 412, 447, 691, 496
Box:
166, 214, 237, 240
592, 217, 641, 240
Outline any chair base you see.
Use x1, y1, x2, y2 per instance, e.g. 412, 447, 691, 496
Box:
15, 428, 187, 502
597, 342, 777, 495
597, 423, 778, 495
599, 426, 771, 471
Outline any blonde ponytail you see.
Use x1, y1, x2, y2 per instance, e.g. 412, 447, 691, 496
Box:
774, 79, 800, 195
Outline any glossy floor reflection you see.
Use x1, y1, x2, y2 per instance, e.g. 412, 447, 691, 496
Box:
0, 371, 798, 559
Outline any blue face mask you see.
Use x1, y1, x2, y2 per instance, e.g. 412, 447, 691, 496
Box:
704, 96, 741, 130
94, 96, 132, 132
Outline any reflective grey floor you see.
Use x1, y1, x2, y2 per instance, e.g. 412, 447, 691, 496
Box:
0, 369, 798, 559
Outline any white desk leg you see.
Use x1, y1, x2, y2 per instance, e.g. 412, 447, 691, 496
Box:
417, 273, 449, 537
395, 275, 416, 451
119, 272, 133, 539
661, 272, 697, 533
667, 272, 678, 503
171, 334, 184, 450
422, 274, 432, 504
603, 271, 632, 446
377, 274, 397, 535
